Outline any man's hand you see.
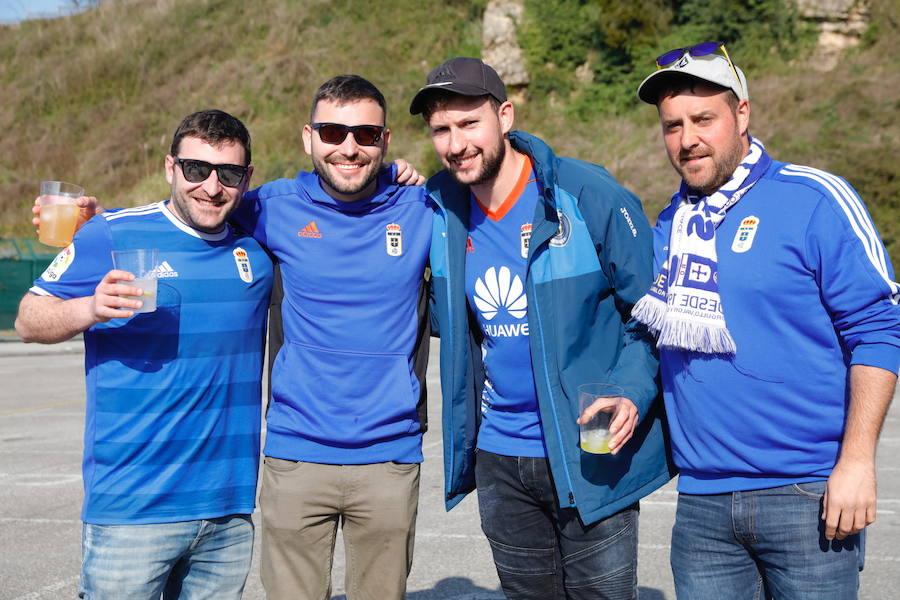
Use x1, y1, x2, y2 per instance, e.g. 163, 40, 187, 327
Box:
393, 159, 426, 187
33, 195, 101, 232
576, 397, 639, 455
90, 270, 146, 322
822, 457, 877, 541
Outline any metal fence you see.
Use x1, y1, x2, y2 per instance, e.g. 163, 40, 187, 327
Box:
0, 238, 59, 330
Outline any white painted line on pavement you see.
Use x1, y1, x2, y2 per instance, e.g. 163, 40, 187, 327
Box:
418, 532, 483, 540
641, 500, 677, 507
640, 543, 670, 550
0, 473, 81, 486
0, 517, 79, 524
0, 449, 81, 455
11, 576, 80, 600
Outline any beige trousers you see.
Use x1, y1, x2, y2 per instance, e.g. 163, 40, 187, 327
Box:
259, 457, 420, 600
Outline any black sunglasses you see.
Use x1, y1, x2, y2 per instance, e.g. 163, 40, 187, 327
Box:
174, 158, 248, 188
311, 122, 385, 146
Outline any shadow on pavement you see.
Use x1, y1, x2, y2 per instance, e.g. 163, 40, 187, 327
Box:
330, 580, 669, 599
639, 586, 669, 599
331, 577, 503, 599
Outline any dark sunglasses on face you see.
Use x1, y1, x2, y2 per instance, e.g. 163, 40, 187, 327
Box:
311, 122, 385, 146
174, 158, 248, 187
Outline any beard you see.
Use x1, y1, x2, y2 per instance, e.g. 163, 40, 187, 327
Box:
313, 153, 380, 199
448, 137, 506, 187
674, 135, 746, 196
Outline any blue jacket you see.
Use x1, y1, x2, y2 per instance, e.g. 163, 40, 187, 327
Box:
655, 159, 900, 494
427, 131, 676, 524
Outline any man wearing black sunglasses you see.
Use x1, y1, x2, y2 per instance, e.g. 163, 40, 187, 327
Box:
634, 43, 900, 599
410, 57, 674, 600
16, 109, 273, 599
230, 75, 432, 600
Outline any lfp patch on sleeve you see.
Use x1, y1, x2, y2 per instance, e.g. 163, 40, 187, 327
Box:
233, 248, 253, 283
40, 244, 75, 282
386, 223, 403, 256
731, 216, 759, 253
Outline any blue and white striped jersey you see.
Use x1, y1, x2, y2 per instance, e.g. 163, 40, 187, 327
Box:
32, 201, 273, 524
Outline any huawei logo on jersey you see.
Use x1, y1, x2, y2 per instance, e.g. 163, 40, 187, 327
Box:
472, 266, 527, 321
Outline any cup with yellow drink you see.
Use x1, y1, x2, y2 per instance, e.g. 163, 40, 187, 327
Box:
577, 383, 624, 454
111, 249, 159, 314
38, 181, 84, 247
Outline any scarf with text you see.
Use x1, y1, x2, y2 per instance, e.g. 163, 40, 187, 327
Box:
632, 136, 770, 354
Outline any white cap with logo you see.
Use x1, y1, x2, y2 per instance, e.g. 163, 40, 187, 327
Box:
637, 51, 748, 105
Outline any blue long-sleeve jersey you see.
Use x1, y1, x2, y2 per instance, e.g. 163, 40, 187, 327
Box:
655, 160, 900, 494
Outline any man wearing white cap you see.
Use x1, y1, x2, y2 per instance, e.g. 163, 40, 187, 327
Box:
633, 42, 900, 598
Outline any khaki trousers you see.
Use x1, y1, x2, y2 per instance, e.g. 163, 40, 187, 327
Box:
260, 457, 420, 600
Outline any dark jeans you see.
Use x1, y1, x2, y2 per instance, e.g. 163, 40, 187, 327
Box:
671, 482, 862, 600
475, 450, 638, 600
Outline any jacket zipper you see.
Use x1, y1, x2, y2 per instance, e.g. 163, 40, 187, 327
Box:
527, 201, 578, 509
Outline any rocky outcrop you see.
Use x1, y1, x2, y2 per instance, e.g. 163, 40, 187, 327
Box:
482, 0, 529, 87
795, 0, 870, 70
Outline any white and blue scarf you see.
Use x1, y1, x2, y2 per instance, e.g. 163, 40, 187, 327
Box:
633, 136, 770, 355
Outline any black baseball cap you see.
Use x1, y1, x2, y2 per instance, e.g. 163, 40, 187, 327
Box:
409, 57, 507, 115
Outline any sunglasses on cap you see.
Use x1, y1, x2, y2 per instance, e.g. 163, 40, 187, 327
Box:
655, 41, 744, 97
311, 122, 385, 146
174, 158, 248, 188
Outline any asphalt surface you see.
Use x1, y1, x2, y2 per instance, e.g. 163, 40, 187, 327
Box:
1, 337, 898, 599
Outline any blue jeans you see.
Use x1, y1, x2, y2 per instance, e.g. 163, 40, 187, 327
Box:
671, 482, 861, 600
475, 450, 638, 600
79, 514, 253, 599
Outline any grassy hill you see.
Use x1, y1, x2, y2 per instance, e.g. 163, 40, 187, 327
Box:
1, 0, 897, 264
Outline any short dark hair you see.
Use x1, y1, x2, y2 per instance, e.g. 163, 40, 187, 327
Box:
655, 74, 739, 112
420, 89, 502, 122
310, 75, 387, 123
170, 109, 251, 165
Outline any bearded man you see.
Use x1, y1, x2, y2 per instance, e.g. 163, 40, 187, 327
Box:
634, 42, 900, 599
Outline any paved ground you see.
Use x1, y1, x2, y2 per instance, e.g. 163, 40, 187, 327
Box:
1, 337, 898, 599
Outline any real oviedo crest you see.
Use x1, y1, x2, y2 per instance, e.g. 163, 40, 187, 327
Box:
520, 223, 532, 259
386, 223, 403, 256
233, 248, 253, 283
731, 216, 759, 253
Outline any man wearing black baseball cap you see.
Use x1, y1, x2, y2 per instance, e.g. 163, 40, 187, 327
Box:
412, 57, 675, 599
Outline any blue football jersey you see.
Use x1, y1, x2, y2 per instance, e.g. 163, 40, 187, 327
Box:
465, 157, 545, 457
31, 201, 273, 524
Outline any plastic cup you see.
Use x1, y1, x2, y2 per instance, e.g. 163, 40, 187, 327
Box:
111, 249, 159, 313
577, 383, 623, 454
38, 181, 83, 247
